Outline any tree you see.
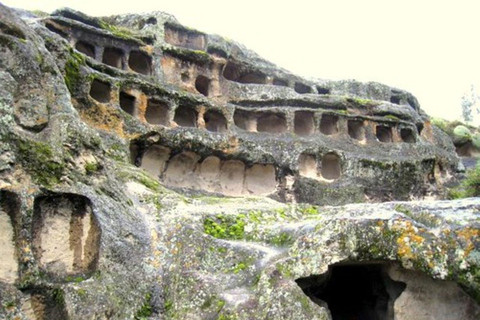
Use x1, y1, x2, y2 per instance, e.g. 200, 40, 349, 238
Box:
461, 84, 479, 123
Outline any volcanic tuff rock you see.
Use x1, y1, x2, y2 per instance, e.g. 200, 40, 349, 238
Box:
0, 3, 478, 320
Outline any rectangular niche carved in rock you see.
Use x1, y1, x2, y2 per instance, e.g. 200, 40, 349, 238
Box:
257, 112, 287, 134
102, 47, 123, 69
0, 190, 19, 284
75, 40, 95, 59
128, 50, 152, 75
32, 194, 100, 278
164, 24, 206, 50
233, 109, 256, 131
400, 128, 416, 143
376, 125, 393, 143
348, 120, 366, 141
145, 99, 169, 126
294, 111, 315, 136
89, 79, 111, 103
174, 105, 198, 127
294, 82, 312, 94
204, 110, 227, 133
320, 114, 339, 135
119, 91, 137, 116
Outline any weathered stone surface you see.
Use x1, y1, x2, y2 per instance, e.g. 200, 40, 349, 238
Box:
0, 3, 478, 320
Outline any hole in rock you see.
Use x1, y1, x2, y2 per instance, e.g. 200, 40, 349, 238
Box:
219, 160, 245, 196
273, 78, 288, 87
294, 111, 315, 136
145, 99, 169, 125
25, 290, 69, 320
174, 106, 197, 127
298, 154, 318, 179
390, 96, 401, 104
204, 110, 227, 133
296, 263, 406, 320
207, 48, 228, 58
32, 194, 100, 277
244, 164, 276, 195
128, 50, 152, 75
89, 79, 111, 103
416, 123, 424, 135
130, 142, 140, 166
195, 75, 210, 96
119, 92, 136, 116
348, 120, 365, 140
223, 61, 240, 81
146, 17, 157, 25
321, 153, 341, 180
376, 126, 393, 143
75, 41, 95, 58
164, 25, 206, 50
320, 114, 339, 135
456, 141, 473, 157
317, 86, 330, 94
102, 47, 123, 69
400, 128, 416, 143
0, 190, 20, 284
45, 22, 68, 38
140, 145, 170, 178
233, 109, 254, 131
407, 97, 417, 109
294, 82, 312, 94
257, 112, 287, 134
181, 72, 190, 83
238, 73, 267, 84
0, 21, 26, 39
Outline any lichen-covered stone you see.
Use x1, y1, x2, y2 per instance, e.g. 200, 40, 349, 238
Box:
0, 3, 478, 320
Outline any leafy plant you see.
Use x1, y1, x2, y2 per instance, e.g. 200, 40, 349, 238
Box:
449, 163, 480, 199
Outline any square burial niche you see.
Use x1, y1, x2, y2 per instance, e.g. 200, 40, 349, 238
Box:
233, 109, 255, 131
89, 79, 111, 103
128, 50, 152, 75
400, 128, 416, 143
320, 114, 339, 135
174, 105, 197, 127
296, 262, 406, 320
195, 75, 211, 96
321, 153, 341, 180
376, 125, 393, 143
294, 111, 315, 136
348, 120, 366, 141
294, 82, 313, 94
102, 47, 123, 69
145, 99, 169, 126
257, 112, 287, 134
119, 91, 136, 116
204, 110, 227, 133
75, 40, 95, 59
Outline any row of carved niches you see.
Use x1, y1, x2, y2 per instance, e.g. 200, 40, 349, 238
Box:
88, 79, 420, 141
44, 20, 152, 76
0, 191, 100, 284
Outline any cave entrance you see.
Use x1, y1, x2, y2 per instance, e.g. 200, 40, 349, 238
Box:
296, 262, 406, 320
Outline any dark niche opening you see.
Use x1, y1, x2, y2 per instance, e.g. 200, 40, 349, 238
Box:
273, 78, 288, 87
164, 25, 206, 50
75, 41, 95, 58
238, 73, 266, 84
294, 82, 312, 94
416, 123, 424, 135
294, 111, 315, 136
317, 86, 330, 94
400, 128, 416, 143
233, 109, 251, 131
321, 153, 341, 180
174, 106, 197, 127
195, 75, 211, 96
257, 112, 287, 134
348, 120, 365, 141
296, 262, 406, 320
89, 79, 111, 103
320, 114, 339, 135
456, 141, 473, 157
119, 92, 136, 116
102, 47, 123, 69
204, 110, 227, 133
390, 96, 401, 105
223, 61, 240, 81
45, 22, 68, 38
376, 126, 393, 143
128, 50, 152, 75
146, 99, 169, 125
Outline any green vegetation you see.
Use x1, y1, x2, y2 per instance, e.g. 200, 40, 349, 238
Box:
64, 48, 86, 93
85, 162, 100, 174
99, 20, 140, 41
134, 293, 153, 319
17, 139, 65, 187
384, 115, 400, 121
453, 125, 472, 144
449, 163, 480, 199
204, 214, 246, 240
162, 46, 212, 65
267, 232, 293, 247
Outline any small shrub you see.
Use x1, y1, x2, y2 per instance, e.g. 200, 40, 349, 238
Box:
449, 163, 480, 199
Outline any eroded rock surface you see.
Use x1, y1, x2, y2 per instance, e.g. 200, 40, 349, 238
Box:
0, 4, 478, 320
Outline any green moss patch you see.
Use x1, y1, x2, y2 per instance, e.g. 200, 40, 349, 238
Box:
204, 214, 246, 240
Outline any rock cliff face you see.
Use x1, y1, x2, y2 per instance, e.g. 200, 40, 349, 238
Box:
0, 4, 478, 320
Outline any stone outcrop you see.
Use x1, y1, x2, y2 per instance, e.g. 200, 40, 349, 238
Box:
0, 4, 478, 320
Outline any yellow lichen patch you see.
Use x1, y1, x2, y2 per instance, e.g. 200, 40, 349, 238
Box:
135, 93, 148, 123
221, 135, 239, 154
455, 227, 480, 257
393, 220, 425, 261
80, 103, 125, 137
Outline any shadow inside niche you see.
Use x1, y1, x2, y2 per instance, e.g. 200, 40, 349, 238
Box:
295, 262, 406, 320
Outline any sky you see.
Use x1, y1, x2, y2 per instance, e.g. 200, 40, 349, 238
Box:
2, 0, 480, 123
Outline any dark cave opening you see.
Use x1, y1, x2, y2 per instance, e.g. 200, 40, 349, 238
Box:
296, 263, 406, 320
